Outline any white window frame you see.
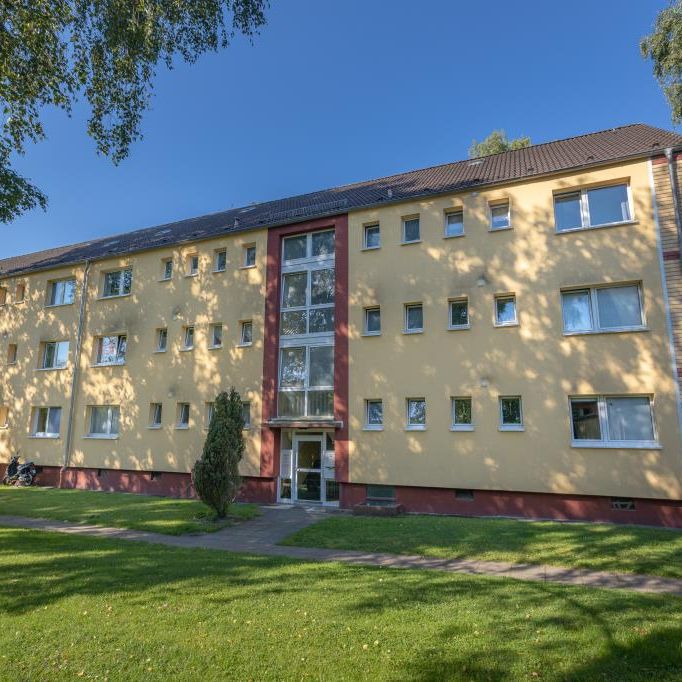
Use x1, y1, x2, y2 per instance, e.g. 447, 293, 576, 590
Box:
182, 326, 194, 350
406, 397, 426, 430
176, 403, 190, 429
489, 201, 511, 231
364, 399, 384, 430
282, 230, 336, 266
161, 258, 173, 281
47, 278, 76, 307
404, 303, 424, 334
402, 216, 421, 244
31, 406, 61, 438
554, 183, 634, 233
363, 223, 381, 250
239, 320, 253, 346
205, 402, 215, 429
494, 294, 518, 327
450, 397, 474, 431
561, 283, 646, 335
186, 254, 199, 277
499, 396, 524, 431
569, 395, 658, 449
156, 328, 168, 353
448, 298, 470, 330
242, 401, 251, 428
101, 268, 132, 299
40, 341, 69, 370
86, 405, 120, 438
243, 244, 257, 268
209, 323, 223, 349
148, 403, 163, 428
444, 210, 464, 238
363, 307, 381, 336
94, 334, 127, 366
280, 264, 335, 341
213, 248, 227, 272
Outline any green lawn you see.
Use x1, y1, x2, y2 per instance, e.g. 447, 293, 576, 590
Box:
0, 486, 259, 535
282, 515, 682, 579
0, 527, 681, 681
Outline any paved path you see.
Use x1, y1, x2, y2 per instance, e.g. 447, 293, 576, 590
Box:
2, 506, 682, 596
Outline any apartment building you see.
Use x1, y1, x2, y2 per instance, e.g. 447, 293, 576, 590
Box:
2, 123, 682, 526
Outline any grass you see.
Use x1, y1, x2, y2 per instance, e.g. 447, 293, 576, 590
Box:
0, 486, 259, 535
0, 526, 681, 681
281, 514, 682, 579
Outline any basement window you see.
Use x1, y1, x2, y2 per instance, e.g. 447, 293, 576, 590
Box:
611, 498, 636, 511
366, 485, 396, 506
455, 489, 475, 501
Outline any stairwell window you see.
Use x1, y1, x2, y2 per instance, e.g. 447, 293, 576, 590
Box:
364, 307, 381, 335
406, 398, 426, 430
402, 217, 421, 243
490, 201, 511, 230
41, 341, 69, 369
499, 396, 523, 431
570, 395, 657, 448
364, 399, 384, 430
404, 303, 423, 333
176, 403, 190, 429
555, 183, 632, 232
561, 283, 644, 334
102, 268, 132, 298
48, 278, 76, 306
87, 405, 120, 438
95, 335, 127, 365
149, 403, 163, 428
182, 326, 194, 350
32, 406, 61, 438
364, 223, 381, 249
445, 210, 464, 237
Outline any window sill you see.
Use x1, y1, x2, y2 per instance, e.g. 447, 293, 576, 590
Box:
493, 322, 519, 328
185, 273, 199, 278
179, 347, 194, 352
175, 425, 190, 430
45, 303, 75, 308
443, 233, 465, 240
153, 349, 167, 354
158, 278, 172, 283
29, 434, 60, 439
563, 327, 649, 337
450, 425, 475, 432
499, 425, 525, 432
363, 425, 384, 431
405, 426, 426, 431
361, 245, 381, 252
403, 329, 423, 335
208, 345, 223, 350
213, 269, 226, 274
83, 434, 119, 440
401, 240, 422, 246
447, 324, 470, 331
489, 226, 512, 232
35, 366, 68, 372
147, 425, 162, 430
571, 440, 661, 450
98, 294, 131, 301
240, 265, 257, 270
362, 331, 381, 337
91, 362, 126, 368
556, 220, 638, 235
237, 342, 253, 348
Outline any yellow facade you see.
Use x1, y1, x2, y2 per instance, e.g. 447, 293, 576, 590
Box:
348, 160, 682, 500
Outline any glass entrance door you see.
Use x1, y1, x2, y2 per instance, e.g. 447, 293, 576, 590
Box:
293, 434, 324, 503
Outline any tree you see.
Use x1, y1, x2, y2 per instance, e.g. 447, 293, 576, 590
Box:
0, 1, 268, 222
192, 388, 244, 518
468, 130, 531, 158
642, 1, 682, 124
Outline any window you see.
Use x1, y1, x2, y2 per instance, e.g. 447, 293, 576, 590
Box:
555, 183, 632, 232
32, 406, 61, 438
282, 230, 335, 263
205, 402, 215, 428
445, 210, 464, 237
364, 307, 381, 335
561, 284, 644, 334
570, 396, 657, 448
242, 401, 251, 428
161, 258, 173, 281
95, 335, 127, 365
243, 245, 256, 268
176, 403, 190, 428
240, 320, 253, 346
490, 201, 511, 230
41, 341, 69, 369
149, 403, 163, 428
499, 396, 523, 430
102, 268, 132, 298
156, 328, 168, 352
494, 295, 517, 326
406, 398, 426, 430
14, 284, 25, 302
404, 303, 423, 333
364, 223, 381, 249
280, 267, 335, 337
7, 343, 17, 365
186, 254, 199, 276
0, 405, 8, 429
210, 323, 223, 348
366, 485, 395, 505
182, 326, 194, 350
0, 286, 6, 305
402, 217, 420, 243
48, 278, 76, 306
88, 405, 120, 437
214, 249, 227, 272
364, 399, 383, 430
278, 344, 334, 418
455, 489, 475, 501
448, 298, 469, 329
451, 397, 473, 430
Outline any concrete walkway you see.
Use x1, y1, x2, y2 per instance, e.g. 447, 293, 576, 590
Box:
2, 506, 682, 597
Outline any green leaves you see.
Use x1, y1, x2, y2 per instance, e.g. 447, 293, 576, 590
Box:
642, 2, 682, 124
0, 0, 268, 222
468, 130, 531, 159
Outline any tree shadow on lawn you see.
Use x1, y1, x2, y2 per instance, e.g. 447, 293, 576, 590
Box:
2, 527, 682, 680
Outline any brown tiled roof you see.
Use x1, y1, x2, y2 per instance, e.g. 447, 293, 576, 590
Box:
2, 123, 681, 277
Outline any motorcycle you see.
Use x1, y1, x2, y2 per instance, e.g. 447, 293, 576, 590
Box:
2, 455, 37, 486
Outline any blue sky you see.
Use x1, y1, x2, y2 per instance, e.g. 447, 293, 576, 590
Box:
2, 0, 676, 259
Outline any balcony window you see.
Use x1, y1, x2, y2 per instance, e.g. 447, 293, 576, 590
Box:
555, 183, 632, 232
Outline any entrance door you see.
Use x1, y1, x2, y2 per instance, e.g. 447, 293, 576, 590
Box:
293, 433, 324, 503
